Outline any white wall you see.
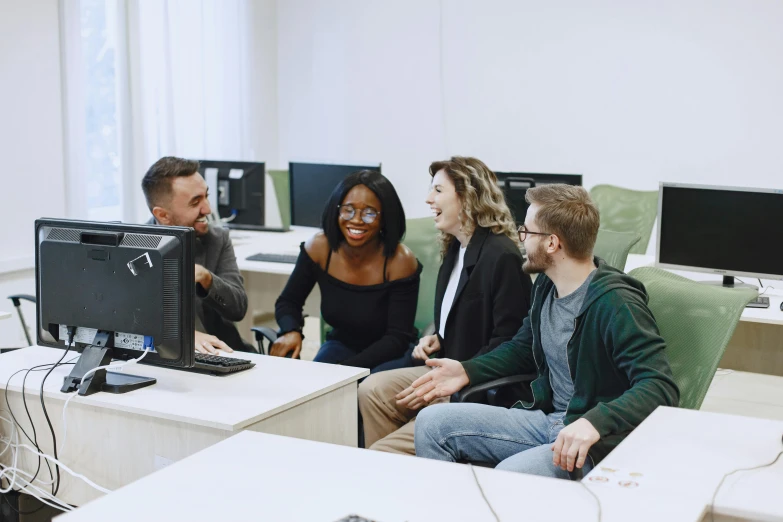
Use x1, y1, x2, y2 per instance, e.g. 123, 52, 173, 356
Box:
277, 0, 447, 217
276, 0, 783, 218
0, 0, 67, 267
0, 0, 66, 346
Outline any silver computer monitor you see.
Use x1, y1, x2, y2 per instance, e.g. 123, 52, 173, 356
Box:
656, 182, 783, 287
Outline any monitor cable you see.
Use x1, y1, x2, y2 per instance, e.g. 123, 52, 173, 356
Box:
708, 436, 783, 522
38, 329, 75, 496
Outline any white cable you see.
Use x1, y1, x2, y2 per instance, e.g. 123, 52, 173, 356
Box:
0, 414, 72, 512
10, 440, 112, 495
0, 349, 151, 507
60, 347, 152, 457
0, 416, 112, 495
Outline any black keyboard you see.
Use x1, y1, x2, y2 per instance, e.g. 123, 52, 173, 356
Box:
246, 253, 298, 264
746, 296, 770, 309
190, 353, 255, 374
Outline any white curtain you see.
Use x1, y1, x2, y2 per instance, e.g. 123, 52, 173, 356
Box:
60, 0, 255, 224
123, 0, 253, 223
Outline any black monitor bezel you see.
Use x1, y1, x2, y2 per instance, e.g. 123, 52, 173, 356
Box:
34, 218, 196, 369
288, 161, 382, 228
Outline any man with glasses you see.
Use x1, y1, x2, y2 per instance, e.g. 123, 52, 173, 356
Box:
398, 184, 679, 478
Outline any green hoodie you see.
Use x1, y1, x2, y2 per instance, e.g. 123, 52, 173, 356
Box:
461, 258, 680, 464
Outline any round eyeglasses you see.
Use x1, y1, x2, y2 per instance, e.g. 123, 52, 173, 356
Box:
338, 204, 380, 224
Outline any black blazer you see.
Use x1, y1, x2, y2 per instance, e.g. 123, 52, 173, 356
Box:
435, 226, 532, 362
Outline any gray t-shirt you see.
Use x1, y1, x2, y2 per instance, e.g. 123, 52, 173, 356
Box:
541, 270, 596, 412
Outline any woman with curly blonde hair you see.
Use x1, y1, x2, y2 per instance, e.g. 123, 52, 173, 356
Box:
358, 156, 532, 455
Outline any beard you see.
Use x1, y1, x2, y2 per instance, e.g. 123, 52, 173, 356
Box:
523, 240, 553, 274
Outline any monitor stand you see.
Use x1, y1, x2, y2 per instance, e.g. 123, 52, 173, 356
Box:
703, 275, 758, 290
61, 331, 156, 396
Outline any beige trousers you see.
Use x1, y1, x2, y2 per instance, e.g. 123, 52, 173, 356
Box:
358, 366, 448, 455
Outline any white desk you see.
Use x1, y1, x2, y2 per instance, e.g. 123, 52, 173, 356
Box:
230, 227, 322, 343
586, 407, 783, 522
625, 254, 783, 326
57, 430, 606, 522
702, 369, 783, 421
0, 345, 367, 506
232, 226, 318, 275
625, 254, 783, 376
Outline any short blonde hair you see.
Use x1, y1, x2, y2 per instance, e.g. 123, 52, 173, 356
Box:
429, 156, 518, 257
525, 184, 599, 260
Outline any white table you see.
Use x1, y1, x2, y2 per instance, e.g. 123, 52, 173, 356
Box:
702, 369, 783, 421
230, 227, 322, 344
0, 345, 368, 506
231, 226, 318, 275
57, 430, 607, 522
586, 406, 783, 522
625, 254, 783, 375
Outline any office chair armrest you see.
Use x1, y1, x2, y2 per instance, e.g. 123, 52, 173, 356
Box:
8, 294, 36, 307
451, 373, 536, 403
251, 327, 278, 355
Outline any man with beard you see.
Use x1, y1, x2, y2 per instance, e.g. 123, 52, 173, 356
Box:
142, 156, 249, 354
398, 184, 679, 478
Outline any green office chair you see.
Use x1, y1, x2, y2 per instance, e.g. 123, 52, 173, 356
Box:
628, 267, 756, 410
454, 266, 756, 413
593, 229, 641, 271
590, 185, 658, 255
267, 170, 291, 230
402, 217, 441, 335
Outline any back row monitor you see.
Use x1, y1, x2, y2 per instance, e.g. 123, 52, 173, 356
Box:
289, 162, 382, 228
657, 182, 783, 287
494, 172, 583, 226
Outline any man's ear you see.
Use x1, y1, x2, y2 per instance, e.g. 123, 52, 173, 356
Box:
547, 234, 561, 254
152, 206, 171, 225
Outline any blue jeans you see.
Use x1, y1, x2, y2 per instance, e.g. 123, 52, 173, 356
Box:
415, 403, 593, 479
313, 341, 414, 374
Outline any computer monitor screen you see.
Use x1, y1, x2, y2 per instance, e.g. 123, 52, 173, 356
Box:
657, 183, 783, 283
35, 219, 195, 394
290, 162, 381, 228
198, 160, 268, 230
494, 172, 583, 225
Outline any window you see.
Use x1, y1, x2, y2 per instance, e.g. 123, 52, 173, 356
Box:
80, 0, 122, 221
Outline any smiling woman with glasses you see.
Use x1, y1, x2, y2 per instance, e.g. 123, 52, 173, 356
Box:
272, 170, 422, 373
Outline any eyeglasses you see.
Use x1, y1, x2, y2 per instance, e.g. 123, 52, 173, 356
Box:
338, 204, 380, 224
518, 225, 551, 242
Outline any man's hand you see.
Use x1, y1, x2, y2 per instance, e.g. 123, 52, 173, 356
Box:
270, 331, 303, 359
552, 418, 600, 472
412, 334, 441, 361
395, 358, 469, 410
195, 264, 213, 289
194, 331, 234, 354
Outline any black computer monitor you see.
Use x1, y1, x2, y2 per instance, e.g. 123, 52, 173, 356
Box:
289, 162, 382, 228
657, 183, 783, 288
35, 219, 195, 396
494, 172, 583, 225
197, 160, 272, 231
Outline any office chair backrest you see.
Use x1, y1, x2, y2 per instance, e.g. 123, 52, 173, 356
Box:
402, 217, 441, 334
590, 185, 658, 255
628, 267, 756, 410
593, 229, 641, 271
267, 170, 291, 230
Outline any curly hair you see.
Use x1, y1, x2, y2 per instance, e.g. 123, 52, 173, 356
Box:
429, 156, 519, 257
